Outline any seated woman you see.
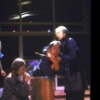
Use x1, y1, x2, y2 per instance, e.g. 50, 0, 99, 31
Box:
2, 58, 32, 100
40, 40, 66, 77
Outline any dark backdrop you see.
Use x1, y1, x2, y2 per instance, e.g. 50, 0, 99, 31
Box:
0, 34, 91, 87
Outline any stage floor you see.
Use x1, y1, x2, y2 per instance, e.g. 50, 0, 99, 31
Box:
0, 88, 90, 100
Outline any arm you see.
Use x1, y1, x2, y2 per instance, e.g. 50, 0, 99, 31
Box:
49, 55, 66, 76
0, 41, 6, 76
4, 77, 31, 98
40, 56, 55, 76
0, 60, 6, 77
54, 57, 67, 75
46, 52, 66, 75
62, 38, 80, 75
50, 56, 61, 71
62, 38, 79, 61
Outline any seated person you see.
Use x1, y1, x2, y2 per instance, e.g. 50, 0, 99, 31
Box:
39, 40, 66, 77
2, 58, 32, 100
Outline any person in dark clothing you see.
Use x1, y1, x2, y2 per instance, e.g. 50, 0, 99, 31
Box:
32, 45, 49, 77
40, 40, 66, 77
31, 40, 66, 100
33, 42, 66, 77
54, 26, 87, 100
2, 58, 32, 100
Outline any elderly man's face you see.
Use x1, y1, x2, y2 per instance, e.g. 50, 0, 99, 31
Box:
55, 31, 66, 40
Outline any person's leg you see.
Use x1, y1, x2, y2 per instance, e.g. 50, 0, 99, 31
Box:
65, 91, 74, 100
77, 89, 85, 100
0, 76, 4, 87
65, 90, 85, 100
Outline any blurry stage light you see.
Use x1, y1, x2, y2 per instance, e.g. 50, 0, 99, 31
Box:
27, 30, 30, 32
29, 21, 32, 23
47, 29, 51, 33
17, 1, 32, 6
9, 11, 37, 20
13, 30, 16, 32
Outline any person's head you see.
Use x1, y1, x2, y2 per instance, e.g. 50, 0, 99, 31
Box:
11, 58, 26, 76
54, 26, 69, 41
48, 40, 61, 56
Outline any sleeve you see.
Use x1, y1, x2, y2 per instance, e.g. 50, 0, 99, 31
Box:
3, 77, 31, 98
62, 38, 79, 61
40, 56, 55, 77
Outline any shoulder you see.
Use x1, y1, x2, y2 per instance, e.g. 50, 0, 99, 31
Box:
68, 37, 77, 46
68, 37, 76, 42
4, 73, 16, 83
41, 56, 48, 60
40, 56, 50, 62
4, 74, 12, 83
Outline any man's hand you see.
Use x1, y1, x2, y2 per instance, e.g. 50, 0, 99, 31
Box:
23, 72, 31, 83
51, 56, 61, 64
50, 56, 61, 71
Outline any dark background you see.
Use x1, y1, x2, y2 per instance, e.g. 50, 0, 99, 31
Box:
0, 0, 91, 87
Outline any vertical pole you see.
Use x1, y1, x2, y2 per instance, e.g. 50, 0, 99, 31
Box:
83, 0, 87, 32
19, 0, 23, 58
52, 0, 56, 40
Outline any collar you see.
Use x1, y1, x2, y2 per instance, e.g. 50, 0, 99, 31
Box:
61, 37, 69, 45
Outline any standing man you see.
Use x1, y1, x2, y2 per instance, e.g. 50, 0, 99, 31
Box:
0, 41, 6, 77
54, 26, 87, 100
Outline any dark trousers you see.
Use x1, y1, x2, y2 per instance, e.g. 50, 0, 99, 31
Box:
65, 89, 85, 100
0, 76, 4, 87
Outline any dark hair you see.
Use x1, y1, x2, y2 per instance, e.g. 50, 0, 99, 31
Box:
11, 58, 26, 73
